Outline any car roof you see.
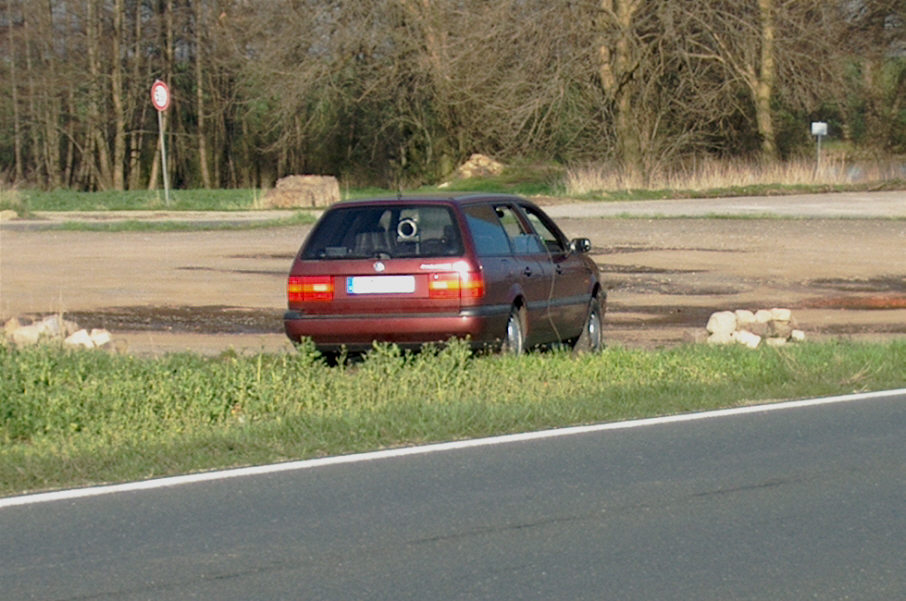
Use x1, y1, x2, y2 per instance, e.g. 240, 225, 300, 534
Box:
333, 193, 535, 208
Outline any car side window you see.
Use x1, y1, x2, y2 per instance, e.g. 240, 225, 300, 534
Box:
496, 204, 544, 255
523, 206, 567, 254
463, 204, 512, 256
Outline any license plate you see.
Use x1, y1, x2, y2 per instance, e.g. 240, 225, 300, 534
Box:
347, 275, 416, 295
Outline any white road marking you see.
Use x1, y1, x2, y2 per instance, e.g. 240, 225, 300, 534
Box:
2, 388, 903, 509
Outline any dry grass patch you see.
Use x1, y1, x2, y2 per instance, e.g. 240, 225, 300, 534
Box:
565, 158, 904, 196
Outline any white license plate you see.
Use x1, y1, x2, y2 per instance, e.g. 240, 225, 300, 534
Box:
347, 275, 416, 295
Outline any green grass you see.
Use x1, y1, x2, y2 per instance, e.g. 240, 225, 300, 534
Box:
13, 180, 906, 216
54, 211, 317, 232
2, 339, 904, 497
6, 163, 904, 218
19, 188, 267, 212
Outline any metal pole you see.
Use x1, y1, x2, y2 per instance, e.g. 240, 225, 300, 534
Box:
158, 109, 170, 206
816, 133, 822, 171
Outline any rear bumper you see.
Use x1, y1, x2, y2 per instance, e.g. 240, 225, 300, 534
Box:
283, 307, 507, 351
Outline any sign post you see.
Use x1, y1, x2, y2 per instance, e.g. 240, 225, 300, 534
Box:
811, 121, 827, 171
151, 80, 171, 206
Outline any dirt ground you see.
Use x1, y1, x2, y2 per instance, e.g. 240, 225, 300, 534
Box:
2, 212, 905, 355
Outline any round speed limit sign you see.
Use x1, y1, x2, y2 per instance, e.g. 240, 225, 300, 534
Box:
151, 80, 170, 112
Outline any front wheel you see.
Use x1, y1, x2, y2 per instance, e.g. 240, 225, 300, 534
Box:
574, 294, 604, 354
501, 306, 526, 355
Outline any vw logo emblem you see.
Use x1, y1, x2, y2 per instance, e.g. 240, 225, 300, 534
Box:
373, 261, 386, 273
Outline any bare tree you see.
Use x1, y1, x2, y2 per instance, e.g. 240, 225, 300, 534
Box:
194, 0, 211, 187
5, 0, 25, 182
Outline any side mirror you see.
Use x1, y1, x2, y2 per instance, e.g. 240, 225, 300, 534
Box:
570, 238, 592, 254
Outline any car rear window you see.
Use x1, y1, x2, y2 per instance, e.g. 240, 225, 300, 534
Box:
302, 204, 464, 260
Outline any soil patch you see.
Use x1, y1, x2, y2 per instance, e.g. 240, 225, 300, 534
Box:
3, 216, 905, 353
64, 306, 282, 335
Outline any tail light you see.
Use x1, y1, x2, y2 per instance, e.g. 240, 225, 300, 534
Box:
428, 271, 485, 299
288, 276, 334, 302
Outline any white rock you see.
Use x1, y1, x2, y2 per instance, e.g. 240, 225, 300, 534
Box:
38, 315, 80, 338
64, 329, 95, 349
765, 337, 788, 347
790, 329, 806, 342
707, 311, 737, 337
770, 308, 792, 322
4, 317, 24, 338
735, 310, 756, 327
90, 328, 113, 348
735, 330, 762, 349
456, 153, 505, 179
754, 309, 773, 324
769, 320, 794, 339
261, 175, 340, 208
707, 331, 734, 345
12, 324, 42, 346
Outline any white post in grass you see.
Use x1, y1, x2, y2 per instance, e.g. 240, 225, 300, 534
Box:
811, 121, 827, 173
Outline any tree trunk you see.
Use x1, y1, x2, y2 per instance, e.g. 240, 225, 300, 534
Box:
195, 0, 212, 188
64, 87, 76, 186
111, 0, 126, 190
128, 1, 146, 190
7, 0, 24, 183
598, 0, 643, 177
755, 0, 777, 160
87, 0, 113, 190
23, 7, 44, 184
37, 2, 62, 188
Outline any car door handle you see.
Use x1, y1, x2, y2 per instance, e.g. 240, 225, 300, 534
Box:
523, 266, 533, 277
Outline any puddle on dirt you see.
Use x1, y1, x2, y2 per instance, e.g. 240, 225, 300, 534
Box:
815, 323, 906, 335
228, 253, 297, 260
603, 278, 743, 295
176, 266, 287, 277
65, 306, 282, 334
599, 264, 701, 275
607, 304, 717, 327
800, 295, 906, 310
595, 245, 744, 255
808, 275, 906, 293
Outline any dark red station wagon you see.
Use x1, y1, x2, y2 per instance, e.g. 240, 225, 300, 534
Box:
284, 194, 604, 355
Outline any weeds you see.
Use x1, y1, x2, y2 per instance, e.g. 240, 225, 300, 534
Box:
54, 212, 316, 232
2, 339, 904, 496
20, 189, 266, 212
0, 183, 28, 216
11, 158, 904, 219
565, 157, 906, 198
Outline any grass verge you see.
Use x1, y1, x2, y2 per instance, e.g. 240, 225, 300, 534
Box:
2, 339, 904, 497
54, 211, 317, 232
8, 157, 905, 219
19, 188, 267, 212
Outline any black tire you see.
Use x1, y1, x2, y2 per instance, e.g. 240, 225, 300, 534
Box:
574, 293, 604, 354
501, 306, 526, 355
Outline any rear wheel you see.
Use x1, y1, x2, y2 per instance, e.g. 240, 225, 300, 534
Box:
574, 293, 604, 354
501, 306, 526, 355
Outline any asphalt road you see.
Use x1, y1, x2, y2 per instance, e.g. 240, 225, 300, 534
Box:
2, 392, 904, 601
544, 189, 906, 218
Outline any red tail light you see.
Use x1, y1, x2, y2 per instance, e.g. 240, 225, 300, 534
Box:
288, 276, 334, 302
428, 271, 485, 299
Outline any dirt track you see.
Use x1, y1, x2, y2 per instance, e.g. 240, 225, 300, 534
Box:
2, 209, 905, 355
